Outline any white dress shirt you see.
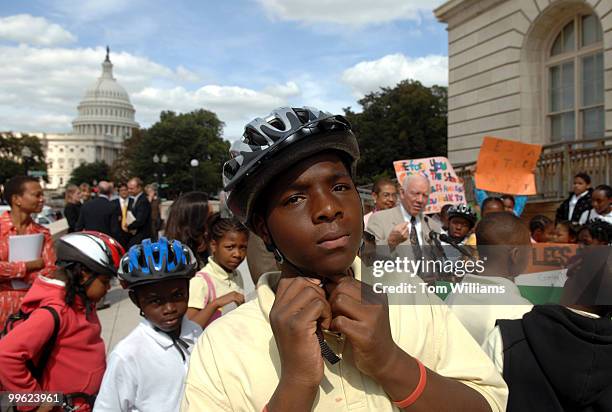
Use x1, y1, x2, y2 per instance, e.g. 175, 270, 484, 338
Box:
94, 317, 202, 412
445, 274, 533, 346
568, 190, 588, 220
399, 203, 423, 245
579, 209, 612, 225
119, 196, 129, 210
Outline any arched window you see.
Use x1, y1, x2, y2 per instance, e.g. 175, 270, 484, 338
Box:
547, 13, 603, 142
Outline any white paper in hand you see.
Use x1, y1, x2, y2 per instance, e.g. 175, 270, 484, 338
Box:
126, 211, 136, 226
9, 233, 44, 290
9, 233, 44, 262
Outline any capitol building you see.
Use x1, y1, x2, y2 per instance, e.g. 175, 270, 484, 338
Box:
25, 48, 139, 189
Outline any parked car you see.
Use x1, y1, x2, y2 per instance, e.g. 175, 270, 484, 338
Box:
34, 206, 58, 226
0, 205, 59, 226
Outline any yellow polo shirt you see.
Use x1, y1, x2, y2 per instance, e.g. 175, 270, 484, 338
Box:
181, 261, 507, 411
188, 258, 244, 311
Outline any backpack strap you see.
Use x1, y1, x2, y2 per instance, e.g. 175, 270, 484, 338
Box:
27, 306, 60, 381
197, 272, 217, 305
197, 272, 222, 327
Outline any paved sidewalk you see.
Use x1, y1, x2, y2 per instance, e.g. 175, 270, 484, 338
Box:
98, 285, 140, 353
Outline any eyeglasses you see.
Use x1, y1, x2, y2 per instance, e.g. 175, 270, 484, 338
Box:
379, 192, 398, 200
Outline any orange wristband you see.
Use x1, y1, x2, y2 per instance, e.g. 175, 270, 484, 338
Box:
393, 358, 427, 409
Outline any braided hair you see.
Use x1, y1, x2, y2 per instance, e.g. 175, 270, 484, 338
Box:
585, 219, 612, 244
206, 212, 249, 244
54, 262, 96, 318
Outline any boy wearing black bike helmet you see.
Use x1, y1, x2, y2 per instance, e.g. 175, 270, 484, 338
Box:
94, 237, 202, 412
182, 107, 507, 411
0, 231, 124, 412
444, 204, 477, 246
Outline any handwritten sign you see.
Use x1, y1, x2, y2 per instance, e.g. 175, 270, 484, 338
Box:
393, 156, 466, 214
475, 136, 542, 195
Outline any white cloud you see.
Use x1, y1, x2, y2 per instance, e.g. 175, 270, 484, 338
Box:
257, 0, 444, 26
0, 44, 301, 140
341, 53, 448, 97
133, 85, 292, 139
263, 81, 301, 98
0, 14, 77, 46
176, 66, 200, 82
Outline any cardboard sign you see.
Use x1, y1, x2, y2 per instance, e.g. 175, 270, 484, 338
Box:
393, 156, 466, 214
475, 136, 542, 195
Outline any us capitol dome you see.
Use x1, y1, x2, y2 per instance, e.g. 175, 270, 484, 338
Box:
30, 47, 140, 189
72, 47, 139, 140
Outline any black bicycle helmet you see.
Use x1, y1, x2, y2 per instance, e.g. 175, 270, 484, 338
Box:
222, 106, 360, 229
447, 204, 478, 228
56, 231, 125, 278
118, 237, 197, 289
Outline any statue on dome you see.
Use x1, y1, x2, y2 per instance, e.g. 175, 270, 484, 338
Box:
105, 46, 110, 62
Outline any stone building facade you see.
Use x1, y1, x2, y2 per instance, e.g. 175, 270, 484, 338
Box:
435, 0, 612, 164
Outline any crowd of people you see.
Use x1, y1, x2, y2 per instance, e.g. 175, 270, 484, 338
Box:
0, 106, 610, 411
64, 178, 162, 249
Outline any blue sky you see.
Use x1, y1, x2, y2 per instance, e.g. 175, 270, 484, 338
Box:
0, 0, 448, 139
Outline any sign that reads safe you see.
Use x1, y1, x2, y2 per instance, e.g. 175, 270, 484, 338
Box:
393, 156, 466, 214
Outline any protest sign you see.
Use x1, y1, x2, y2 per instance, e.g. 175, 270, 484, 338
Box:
393, 156, 465, 213
515, 243, 578, 304
475, 136, 542, 195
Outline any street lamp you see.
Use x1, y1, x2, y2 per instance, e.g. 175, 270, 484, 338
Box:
21, 147, 32, 176
190, 158, 199, 191
153, 154, 169, 197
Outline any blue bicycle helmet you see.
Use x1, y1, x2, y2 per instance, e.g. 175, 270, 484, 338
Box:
118, 237, 197, 288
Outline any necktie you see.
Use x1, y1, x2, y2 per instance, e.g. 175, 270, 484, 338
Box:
121, 200, 127, 228
410, 216, 419, 246
410, 216, 423, 263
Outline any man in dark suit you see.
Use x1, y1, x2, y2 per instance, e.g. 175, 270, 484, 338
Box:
75, 181, 120, 239
112, 182, 131, 249
126, 177, 151, 247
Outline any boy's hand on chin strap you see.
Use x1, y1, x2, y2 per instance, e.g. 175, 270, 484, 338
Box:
325, 276, 400, 380
270, 276, 332, 389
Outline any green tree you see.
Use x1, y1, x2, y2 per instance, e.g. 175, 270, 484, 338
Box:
69, 161, 110, 185
344, 80, 448, 185
0, 133, 48, 184
115, 109, 229, 195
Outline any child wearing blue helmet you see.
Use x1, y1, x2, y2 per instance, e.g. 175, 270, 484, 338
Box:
94, 237, 202, 412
